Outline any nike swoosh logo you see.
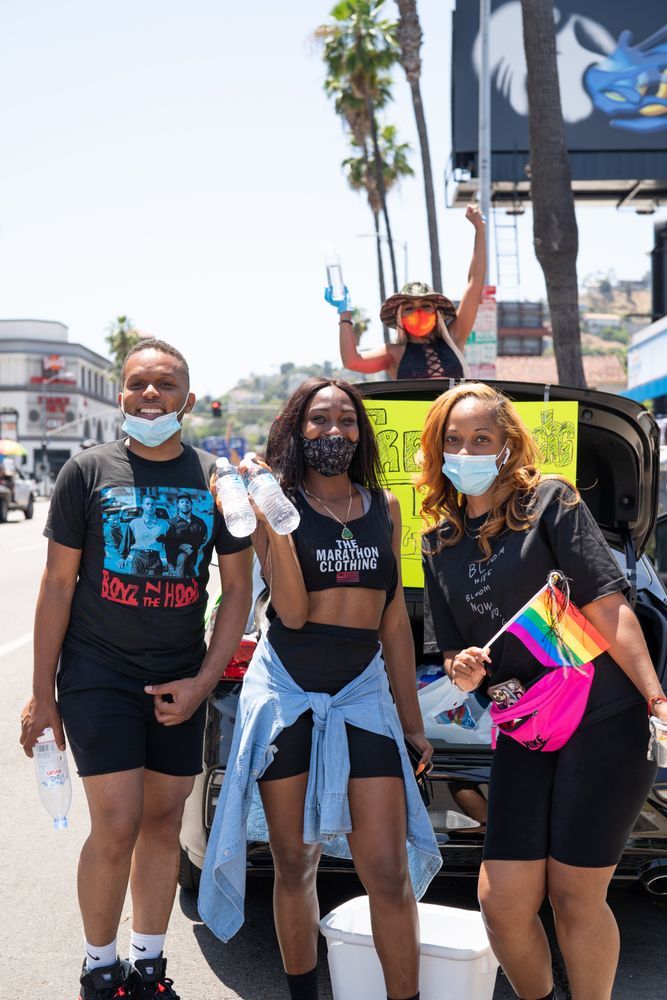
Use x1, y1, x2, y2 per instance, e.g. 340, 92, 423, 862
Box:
134, 946, 147, 952
86, 952, 100, 961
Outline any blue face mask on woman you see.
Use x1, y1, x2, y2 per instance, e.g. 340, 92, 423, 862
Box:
441, 442, 510, 496
121, 396, 189, 448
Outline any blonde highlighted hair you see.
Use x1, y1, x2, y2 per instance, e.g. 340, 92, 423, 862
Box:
396, 307, 471, 377
416, 382, 577, 559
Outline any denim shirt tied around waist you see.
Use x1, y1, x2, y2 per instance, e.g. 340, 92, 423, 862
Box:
198, 634, 442, 942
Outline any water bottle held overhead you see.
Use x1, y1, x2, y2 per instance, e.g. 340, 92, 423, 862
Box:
325, 245, 346, 302
246, 461, 300, 535
33, 727, 72, 830
215, 457, 257, 537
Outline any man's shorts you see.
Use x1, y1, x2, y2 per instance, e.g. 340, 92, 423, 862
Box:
57, 650, 206, 778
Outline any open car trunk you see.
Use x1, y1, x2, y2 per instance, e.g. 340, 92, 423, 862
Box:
355, 379, 667, 875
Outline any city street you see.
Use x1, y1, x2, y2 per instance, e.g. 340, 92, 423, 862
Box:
3, 500, 666, 999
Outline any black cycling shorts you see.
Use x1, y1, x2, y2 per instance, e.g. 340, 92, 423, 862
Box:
57, 651, 206, 778
483, 702, 657, 868
259, 620, 403, 782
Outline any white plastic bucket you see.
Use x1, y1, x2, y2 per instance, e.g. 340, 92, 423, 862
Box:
319, 896, 498, 1000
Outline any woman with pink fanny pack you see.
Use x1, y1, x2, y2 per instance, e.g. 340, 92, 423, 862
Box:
419, 383, 667, 1000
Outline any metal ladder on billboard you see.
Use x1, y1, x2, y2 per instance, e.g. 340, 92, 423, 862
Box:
493, 200, 522, 292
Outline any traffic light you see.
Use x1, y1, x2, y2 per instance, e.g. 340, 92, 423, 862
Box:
211, 401, 222, 418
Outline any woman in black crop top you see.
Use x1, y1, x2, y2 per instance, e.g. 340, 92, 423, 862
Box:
239, 377, 432, 1000
331, 204, 486, 380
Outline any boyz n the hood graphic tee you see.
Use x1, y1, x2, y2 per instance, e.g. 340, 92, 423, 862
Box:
45, 440, 251, 679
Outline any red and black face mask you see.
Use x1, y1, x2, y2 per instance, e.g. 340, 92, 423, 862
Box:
401, 309, 437, 338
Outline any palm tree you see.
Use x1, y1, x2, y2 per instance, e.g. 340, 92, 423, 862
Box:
520, 0, 586, 387
395, 0, 442, 291
317, 1, 402, 291
105, 315, 140, 378
343, 126, 413, 341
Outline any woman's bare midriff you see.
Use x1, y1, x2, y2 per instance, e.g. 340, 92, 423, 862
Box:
305, 587, 388, 631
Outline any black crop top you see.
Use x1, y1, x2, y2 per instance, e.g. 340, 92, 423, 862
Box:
396, 338, 463, 379
291, 487, 398, 603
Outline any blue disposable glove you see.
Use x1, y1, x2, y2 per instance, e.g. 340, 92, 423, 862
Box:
324, 285, 352, 315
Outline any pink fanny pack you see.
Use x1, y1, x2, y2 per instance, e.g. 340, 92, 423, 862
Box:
489, 662, 594, 752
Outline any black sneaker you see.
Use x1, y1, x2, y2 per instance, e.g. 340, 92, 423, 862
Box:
129, 956, 181, 999
79, 959, 133, 999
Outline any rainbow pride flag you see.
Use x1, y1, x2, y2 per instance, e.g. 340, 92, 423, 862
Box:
501, 578, 609, 669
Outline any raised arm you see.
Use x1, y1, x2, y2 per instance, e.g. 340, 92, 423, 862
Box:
20, 540, 82, 755
339, 313, 394, 374
448, 204, 487, 351
325, 286, 393, 374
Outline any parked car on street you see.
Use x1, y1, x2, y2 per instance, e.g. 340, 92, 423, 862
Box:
0, 464, 37, 521
180, 379, 667, 897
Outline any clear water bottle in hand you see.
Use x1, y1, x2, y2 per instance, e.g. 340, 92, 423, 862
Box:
325, 246, 346, 302
33, 727, 72, 830
246, 462, 300, 535
215, 457, 257, 537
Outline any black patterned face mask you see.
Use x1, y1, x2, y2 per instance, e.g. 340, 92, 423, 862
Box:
300, 433, 358, 476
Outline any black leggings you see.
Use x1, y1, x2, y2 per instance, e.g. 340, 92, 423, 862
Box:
483, 702, 657, 868
259, 619, 403, 782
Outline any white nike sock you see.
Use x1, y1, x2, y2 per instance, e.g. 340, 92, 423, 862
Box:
129, 931, 166, 963
84, 939, 117, 971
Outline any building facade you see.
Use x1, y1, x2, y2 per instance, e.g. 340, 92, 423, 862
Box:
0, 319, 121, 478
625, 315, 667, 417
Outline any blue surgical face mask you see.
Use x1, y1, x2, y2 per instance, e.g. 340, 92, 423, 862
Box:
121, 395, 189, 448
441, 442, 510, 496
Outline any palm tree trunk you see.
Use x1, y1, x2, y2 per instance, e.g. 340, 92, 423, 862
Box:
521, 0, 586, 387
396, 0, 442, 291
373, 209, 390, 344
367, 98, 399, 292
408, 79, 442, 291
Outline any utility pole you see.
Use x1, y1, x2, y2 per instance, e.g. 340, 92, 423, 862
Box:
478, 0, 491, 284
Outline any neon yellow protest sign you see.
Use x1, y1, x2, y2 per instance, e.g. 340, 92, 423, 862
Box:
364, 398, 578, 588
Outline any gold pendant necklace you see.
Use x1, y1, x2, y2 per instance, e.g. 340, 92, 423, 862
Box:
463, 509, 488, 541
303, 484, 355, 540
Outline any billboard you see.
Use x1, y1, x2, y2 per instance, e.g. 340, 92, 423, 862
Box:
451, 2, 667, 198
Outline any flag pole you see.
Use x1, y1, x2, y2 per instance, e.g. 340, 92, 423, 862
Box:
484, 582, 549, 650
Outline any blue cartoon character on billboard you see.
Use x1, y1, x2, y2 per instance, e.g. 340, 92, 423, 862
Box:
475, 4, 667, 135
584, 25, 667, 133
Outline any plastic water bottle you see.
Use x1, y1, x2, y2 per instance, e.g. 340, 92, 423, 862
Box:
325, 246, 346, 302
33, 728, 72, 829
215, 458, 257, 537
246, 463, 300, 535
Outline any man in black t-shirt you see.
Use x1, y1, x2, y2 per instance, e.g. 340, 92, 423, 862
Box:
19, 339, 252, 1000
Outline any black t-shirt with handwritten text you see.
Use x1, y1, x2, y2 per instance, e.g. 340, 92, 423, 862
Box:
422, 479, 643, 728
45, 440, 250, 680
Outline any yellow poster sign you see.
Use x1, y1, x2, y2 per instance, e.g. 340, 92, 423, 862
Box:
364, 398, 578, 588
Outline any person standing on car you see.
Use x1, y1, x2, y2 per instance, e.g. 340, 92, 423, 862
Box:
19, 339, 252, 1000
418, 382, 667, 1000
327, 204, 486, 380
199, 377, 441, 1000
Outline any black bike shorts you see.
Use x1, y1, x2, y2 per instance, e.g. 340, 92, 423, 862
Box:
483, 702, 657, 868
57, 651, 206, 778
259, 620, 403, 782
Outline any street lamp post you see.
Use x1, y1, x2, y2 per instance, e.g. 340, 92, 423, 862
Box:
357, 233, 409, 286
40, 371, 74, 496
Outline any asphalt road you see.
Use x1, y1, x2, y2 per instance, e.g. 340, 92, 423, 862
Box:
2, 500, 666, 999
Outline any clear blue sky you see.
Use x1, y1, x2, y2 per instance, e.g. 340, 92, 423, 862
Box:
0, 1, 663, 396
